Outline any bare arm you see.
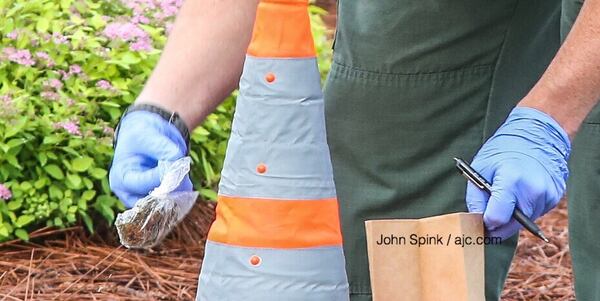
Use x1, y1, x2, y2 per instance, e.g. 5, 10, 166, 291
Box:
519, 0, 600, 139
137, 0, 260, 129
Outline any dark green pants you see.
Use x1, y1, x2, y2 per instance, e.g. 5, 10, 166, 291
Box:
562, 1, 600, 300
569, 119, 600, 301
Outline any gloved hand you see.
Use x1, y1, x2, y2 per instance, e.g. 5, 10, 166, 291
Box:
109, 110, 192, 208
465, 107, 571, 239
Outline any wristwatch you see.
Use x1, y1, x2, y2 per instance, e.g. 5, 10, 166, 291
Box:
113, 103, 191, 154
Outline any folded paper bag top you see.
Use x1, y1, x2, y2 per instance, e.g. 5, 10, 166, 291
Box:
365, 212, 485, 301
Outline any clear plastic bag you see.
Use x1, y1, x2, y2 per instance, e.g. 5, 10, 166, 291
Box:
115, 157, 198, 249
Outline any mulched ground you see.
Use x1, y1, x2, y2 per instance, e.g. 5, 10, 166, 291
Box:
0, 202, 214, 301
0, 198, 574, 300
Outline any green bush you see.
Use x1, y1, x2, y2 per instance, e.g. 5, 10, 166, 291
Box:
0, 0, 332, 242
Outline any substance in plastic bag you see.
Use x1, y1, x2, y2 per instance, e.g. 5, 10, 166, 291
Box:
115, 157, 198, 249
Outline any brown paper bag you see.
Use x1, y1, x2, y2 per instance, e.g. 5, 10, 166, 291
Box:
365, 213, 485, 301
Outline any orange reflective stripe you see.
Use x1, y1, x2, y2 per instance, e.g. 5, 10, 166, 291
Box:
208, 195, 343, 248
246, 0, 316, 58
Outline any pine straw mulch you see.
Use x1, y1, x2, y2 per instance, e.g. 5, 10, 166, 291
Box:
502, 200, 574, 300
0, 199, 574, 300
0, 201, 215, 301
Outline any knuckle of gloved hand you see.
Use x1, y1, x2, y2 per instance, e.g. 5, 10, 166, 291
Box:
517, 174, 547, 199
484, 211, 511, 229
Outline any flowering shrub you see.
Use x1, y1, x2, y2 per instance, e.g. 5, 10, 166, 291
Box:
0, 0, 332, 242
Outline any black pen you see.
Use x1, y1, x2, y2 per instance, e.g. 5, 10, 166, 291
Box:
453, 157, 549, 243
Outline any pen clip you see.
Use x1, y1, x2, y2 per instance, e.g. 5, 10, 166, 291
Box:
459, 168, 486, 190
454, 157, 490, 192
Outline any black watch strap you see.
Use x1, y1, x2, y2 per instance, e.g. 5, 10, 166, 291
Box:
113, 103, 191, 154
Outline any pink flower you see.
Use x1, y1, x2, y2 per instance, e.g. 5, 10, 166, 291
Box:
103, 126, 115, 135
130, 37, 152, 51
7, 49, 35, 66
6, 30, 19, 40
131, 14, 150, 24
55, 121, 81, 136
35, 51, 49, 60
165, 22, 174, 35
41, 91, 60, 101
57, 70, 70, 80
69, 64, 82, 75
103, 22, 148, 41
96, 80, 114, 90
52, 32, 69, 44
0, 94, 17, 117
65, 98, 75, 106
103, 21, 152, 51
1, 94, 11, 103
36, 51, 55, 67
2, 47, 16, 56
44, 78, 63, 90
0, 184, 11, 200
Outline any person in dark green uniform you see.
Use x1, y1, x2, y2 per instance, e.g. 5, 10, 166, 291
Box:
108, 0, 600, 300
325, 0, 599, 300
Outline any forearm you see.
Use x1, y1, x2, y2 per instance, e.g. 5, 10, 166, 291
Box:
137, 0, 259, 129
519, 0, 600, 139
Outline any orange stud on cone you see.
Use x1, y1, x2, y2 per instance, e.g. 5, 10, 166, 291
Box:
265, 73, 276, 83
256, 163, 267, 174
250, 255, 262, 266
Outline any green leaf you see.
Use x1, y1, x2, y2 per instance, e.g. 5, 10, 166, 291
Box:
4, 117, 26, 138
20, 182, 32, 191
38, 152, 48, 166
77, 198, 87, 210
79, 211, 94, 233
71, 157, 93, 172
36, 17, 50, 32
60, 0, 73, 10
67, 173, 82, 188
5, 155, 22, 169
200, 188, 217, 201
83, 177, 93, 189
44, 164, 64, 180
96, 195, 115, 207
101, 178, 110, 195
6, 138, 26, 149
34, 178, 46, 189
15, 215, 35, 228
81, 190, 96, 201
99, 101, 120, 108
53, 217, 63, 227
7, 200, 22, 211
14, 229, 29, 241
194, 127, 210, 136
120, 52, 140, 65
89, 14, 106, 29
49, 185, 63, 200
43, 135, 62, 145
66, 212, 76, 223
60, 198, 72, 214
0, 225, 8, 237
89, 168, 107, 179
95, 202, 114, 224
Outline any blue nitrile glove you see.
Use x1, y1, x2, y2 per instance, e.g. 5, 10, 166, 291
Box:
109, 110, 192, 208
465, 107, 571, 239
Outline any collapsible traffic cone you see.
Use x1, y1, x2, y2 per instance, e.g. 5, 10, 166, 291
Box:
196, 0, 349, 300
